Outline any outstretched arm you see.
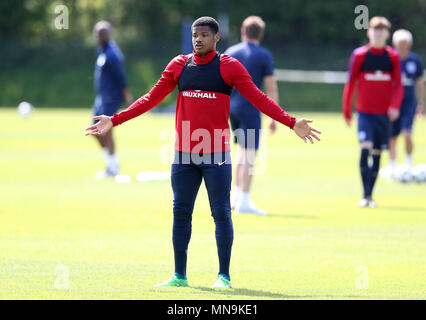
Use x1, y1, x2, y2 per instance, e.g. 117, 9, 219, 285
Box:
220, 56, 321, 143
85, 55, 187, 136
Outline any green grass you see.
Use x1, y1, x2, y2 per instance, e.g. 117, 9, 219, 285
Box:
0, 107, 425, 300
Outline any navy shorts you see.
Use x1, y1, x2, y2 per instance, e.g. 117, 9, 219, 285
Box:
357, 112, 391, 150
229, 109, 261, 150
391, 101, 416, 137
92, 95, 120, 124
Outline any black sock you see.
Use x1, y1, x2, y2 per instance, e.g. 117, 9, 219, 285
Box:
172, 213, 192, 277
214, 214, 234, 279
360, 148, 371, 198
368, 154, 381, 198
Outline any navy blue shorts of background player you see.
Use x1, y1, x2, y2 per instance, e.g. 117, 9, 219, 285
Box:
229, 107, 261, 150
225, 41, 274, 152
391, 101, 416, 137
92, 95, 120, 124
357, 112, 391, 150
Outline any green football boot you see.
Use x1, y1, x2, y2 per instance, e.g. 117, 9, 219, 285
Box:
154, 273, 188, 287
211, 273, 231, 289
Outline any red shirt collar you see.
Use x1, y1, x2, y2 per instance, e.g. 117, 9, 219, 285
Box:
193, 50, 217, 64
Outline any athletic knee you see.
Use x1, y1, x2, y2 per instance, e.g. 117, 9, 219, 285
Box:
211, 211, 232, 223
173, 203, 194, 220
402, 130, 412, 140
360, 148, 369, 168
211, 205, 232, 222
360, 141, 373, 149
213, 212, 234, 240
371, 149, 381, 156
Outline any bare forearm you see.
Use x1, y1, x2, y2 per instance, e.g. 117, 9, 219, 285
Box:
264, 76, 279, 128
265, 78, 279, 104
122, 88, 132, 104
416, 78, 424, 108
122, 88, 130, 98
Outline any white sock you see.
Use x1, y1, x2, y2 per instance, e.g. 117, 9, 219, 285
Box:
103, 148, 119, 174
108, 154, 119, 173
241, 192, 250, 207
390, 160, 397, 169
102, 147, 109, 160
231, 186, 242, 204
406, 155, 413, 167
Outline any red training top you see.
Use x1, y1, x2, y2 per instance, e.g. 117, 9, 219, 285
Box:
111, 50, 296, 153
342, 44, 403, 120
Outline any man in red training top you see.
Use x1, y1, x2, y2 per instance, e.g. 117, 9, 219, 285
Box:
343, 16, 403, 208
86, 17, 321, 289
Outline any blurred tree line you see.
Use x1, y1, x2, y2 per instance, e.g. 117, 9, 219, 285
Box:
1, 0, 425, 109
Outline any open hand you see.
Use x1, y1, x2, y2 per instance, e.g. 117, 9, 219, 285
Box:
269, 119, 277, 135
388, 107, 400, 122
293, 118, 321, 144
85, 115, 113, 136
345, 117, 352, 127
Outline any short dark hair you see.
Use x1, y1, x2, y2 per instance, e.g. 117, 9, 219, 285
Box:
191, 16, 219, 34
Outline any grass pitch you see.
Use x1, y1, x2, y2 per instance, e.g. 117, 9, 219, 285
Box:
0, 107, 425, 299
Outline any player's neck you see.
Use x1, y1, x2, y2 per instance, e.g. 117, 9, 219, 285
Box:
193, 49, 217, 64
398, 50, 409, 60
243, 38, 259, 45
368, 42, 386, 54
195, 49, 215, 57
99, 40, 110, 48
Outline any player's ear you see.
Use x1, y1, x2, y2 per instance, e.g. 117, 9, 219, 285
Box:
215, 32, 220, 43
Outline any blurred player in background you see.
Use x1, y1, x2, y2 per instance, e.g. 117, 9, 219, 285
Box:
389, 29, 424, 173
225, 16, 278, 215
92, 21, 132, 178
342, 17, 403, 208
